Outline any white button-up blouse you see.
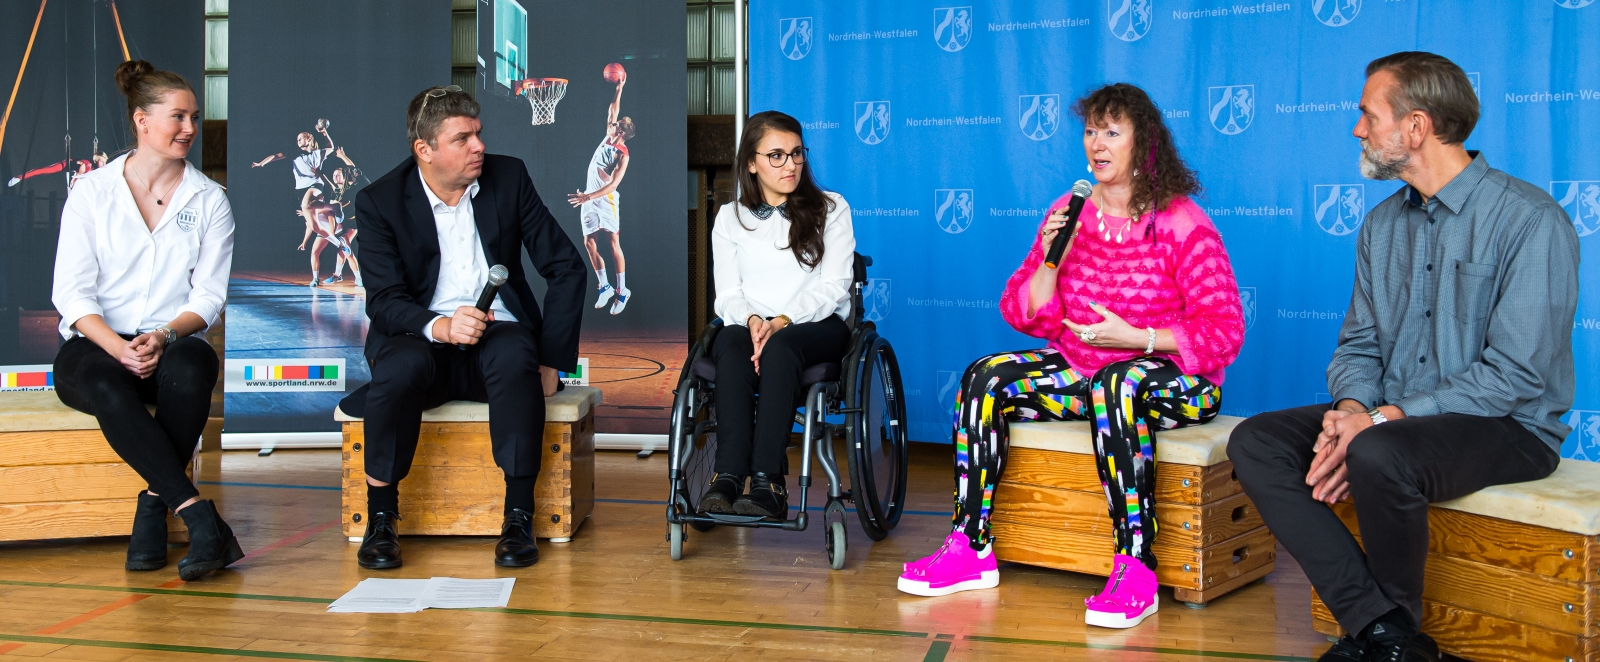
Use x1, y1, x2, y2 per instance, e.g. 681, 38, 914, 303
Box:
712, 192, 856, 327
51, 152, 235, 338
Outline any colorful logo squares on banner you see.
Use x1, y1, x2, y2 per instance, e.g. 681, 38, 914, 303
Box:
244, 365, 340, 381
2, 371, 51, 388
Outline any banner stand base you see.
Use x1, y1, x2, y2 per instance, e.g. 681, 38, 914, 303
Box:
220, 432, 669, 455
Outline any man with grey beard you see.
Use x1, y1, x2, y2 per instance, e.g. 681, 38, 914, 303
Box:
1227, 52, 1579, 662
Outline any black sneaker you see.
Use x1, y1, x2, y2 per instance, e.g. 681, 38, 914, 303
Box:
698, 473, 744, 514
1361, 623, 1439, 662
1318, 635, 1365, 662
733, 472, 788, 519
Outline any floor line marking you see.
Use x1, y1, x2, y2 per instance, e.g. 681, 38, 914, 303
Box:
0, 633, 420, 661
0, 519, 340, 655
922, 639, 953, 662
0, 579, 1314, 659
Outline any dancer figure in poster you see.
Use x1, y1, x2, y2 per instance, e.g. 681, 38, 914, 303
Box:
8, 151, 110, 189
568, 64, 634, 315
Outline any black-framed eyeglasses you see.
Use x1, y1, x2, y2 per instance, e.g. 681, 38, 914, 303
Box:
763, 147, 808, 167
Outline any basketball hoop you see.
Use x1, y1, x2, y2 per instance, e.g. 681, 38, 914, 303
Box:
515, 78, 568, 126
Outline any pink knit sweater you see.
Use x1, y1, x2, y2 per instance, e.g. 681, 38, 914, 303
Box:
999, 193, 1245, 384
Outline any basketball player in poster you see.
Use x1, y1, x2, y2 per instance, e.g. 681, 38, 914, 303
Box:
568, 63, 635, 315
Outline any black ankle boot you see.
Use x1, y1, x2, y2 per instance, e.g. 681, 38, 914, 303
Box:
175, 500, 245, 581
357, 511, 403, 569
698, 473, 745, 514
733, 472, 788, 519
126, 492, 168, 571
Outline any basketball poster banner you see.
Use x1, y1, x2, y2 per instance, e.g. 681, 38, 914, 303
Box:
0, 0, 203, 368
477, 0, 687, 434
751, 0, 1600, 461
225, 0, 450, 433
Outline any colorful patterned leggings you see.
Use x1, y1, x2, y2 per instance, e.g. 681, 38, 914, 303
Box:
951, 350, 1220, 570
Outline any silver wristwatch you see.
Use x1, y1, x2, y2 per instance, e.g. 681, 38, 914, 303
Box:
1366, 407, 1388, 426
155, 324, 177, 345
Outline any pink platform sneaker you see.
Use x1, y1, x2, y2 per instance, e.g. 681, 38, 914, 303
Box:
897, 535, 999, 597
903, 531, 965, 574
1084, 554, 1160, 628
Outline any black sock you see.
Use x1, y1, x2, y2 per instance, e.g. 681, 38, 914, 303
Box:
367, 482, 399, 518
504, 475, 536, 513
1360, 607, 1417, 639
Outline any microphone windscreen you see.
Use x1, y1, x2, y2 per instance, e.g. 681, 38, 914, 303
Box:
1071, 179, 1093, 198
487, 264, 509, 286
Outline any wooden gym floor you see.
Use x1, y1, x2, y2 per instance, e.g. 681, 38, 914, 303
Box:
0, 443, 1337, 661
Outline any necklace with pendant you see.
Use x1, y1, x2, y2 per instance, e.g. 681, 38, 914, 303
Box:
1095, 206, 1135, 244
129, 165, 180, 206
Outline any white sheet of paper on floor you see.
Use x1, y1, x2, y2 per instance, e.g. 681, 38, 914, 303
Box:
419, 577, 515, 609
326, 578, 428, 613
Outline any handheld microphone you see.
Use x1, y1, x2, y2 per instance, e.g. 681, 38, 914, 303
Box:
1043, 180, 1094, 269
458, 264, 509, 351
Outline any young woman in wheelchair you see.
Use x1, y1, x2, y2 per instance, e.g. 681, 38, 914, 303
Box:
699, 110, 856, 519
897, 84, 1245, 630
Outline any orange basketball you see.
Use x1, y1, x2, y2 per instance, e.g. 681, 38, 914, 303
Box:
603, 62, 626, 83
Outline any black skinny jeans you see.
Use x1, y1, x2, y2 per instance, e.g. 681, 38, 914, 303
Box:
54, 335, 217, 512
1227, 404, 1558, 635
711, 316, 850, 476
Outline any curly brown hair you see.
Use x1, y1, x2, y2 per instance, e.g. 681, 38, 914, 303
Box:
1071, 83, 1201, 222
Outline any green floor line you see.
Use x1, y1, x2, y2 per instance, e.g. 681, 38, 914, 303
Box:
965, 634, 1316, 661
0, 633, 421, 662
0, 579, 1315, 659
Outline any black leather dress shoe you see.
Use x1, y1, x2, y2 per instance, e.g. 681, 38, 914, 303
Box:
126, 491, 169, 571
733, 472, 788, 519
357, 511, 403, 569
1318, 635, 1365, 662
1361, 623, 1439, 662
495, 508, 540, 567
697, 473, 745, 514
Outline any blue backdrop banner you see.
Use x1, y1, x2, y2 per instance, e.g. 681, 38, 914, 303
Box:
749, 0, 1600, 461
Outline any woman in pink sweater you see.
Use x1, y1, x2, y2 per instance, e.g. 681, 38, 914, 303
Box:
898, 84, 1245, 630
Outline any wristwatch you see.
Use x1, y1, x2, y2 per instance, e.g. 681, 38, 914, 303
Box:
1366, 407, 1389, 426
1144, 327, 1157, 355
155, 325, 178, 345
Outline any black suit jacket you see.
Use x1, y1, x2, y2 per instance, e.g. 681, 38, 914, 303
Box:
354, 154, 586, 372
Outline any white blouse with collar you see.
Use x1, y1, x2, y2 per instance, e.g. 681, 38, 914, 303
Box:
712, 192, 856, 327
52, 152, 235, 338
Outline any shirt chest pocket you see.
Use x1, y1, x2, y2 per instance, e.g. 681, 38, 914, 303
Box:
1452, 260, 1497, 324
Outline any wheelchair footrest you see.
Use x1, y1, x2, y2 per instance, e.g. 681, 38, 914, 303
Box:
705, 513, 773, 524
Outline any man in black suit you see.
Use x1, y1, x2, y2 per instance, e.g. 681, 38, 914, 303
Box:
348, 85, 586, 569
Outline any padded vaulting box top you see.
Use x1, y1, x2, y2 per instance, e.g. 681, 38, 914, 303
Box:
1433, 459, 1600, 535
1009, 416, 1243, 467
334, 385, 602, 424
0, 390, 129, 432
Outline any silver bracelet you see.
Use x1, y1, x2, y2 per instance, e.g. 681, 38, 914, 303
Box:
156, 324, 178, 345
1144, 327, 1157, 354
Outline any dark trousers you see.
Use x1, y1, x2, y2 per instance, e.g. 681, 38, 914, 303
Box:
1227, 403, 1558, 634
711, 316, 850, 476
53, 335, 217, 512
363, 322, 545, 484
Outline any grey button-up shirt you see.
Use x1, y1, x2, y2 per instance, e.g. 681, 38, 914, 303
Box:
1327, 152, 1580, 451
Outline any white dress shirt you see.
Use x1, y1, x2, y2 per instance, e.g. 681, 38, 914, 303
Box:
418, 170, 516, 340
712, 192, 856, 327
52, 152, 234, 338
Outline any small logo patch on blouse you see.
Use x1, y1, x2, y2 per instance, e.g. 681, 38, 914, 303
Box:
175, 209, 199, 232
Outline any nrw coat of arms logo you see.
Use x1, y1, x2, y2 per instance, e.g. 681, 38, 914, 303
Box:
1312, 0, 1360, 26
779, 17, 813, 60
933, 7, 972, 52
1554, 0, 1595, 9
1313, 184, 1366, 236
934, 189, 975, 234
1019, 94, 1061, 141
1108, 0, 1153, 42
937, 370, 963, 414
854, 101, 891, 145
1239, 286, 1257, 332
862, 279, 892, 322
1208, 85, 1255, 135
1552, 181, 1600, 237
1564, 410, 1600, 462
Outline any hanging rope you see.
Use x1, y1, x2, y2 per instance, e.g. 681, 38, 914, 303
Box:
109, 0, 130, 62
0, 0, 50, 161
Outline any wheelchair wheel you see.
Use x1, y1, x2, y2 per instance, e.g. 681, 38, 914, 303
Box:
845, 334, 909, 542
824, 500, 848, 570
668, 522, 684, 560
669, 377, 719, 520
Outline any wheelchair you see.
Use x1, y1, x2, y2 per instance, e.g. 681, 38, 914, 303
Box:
665, 253, 909, 569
